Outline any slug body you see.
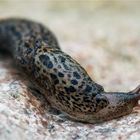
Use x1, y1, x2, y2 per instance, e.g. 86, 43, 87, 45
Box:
0, 18, 140, 123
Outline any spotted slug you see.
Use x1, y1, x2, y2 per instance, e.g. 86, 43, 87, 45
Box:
0, 18, 140, 123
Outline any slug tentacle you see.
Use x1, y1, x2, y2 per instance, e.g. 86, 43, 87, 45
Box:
0, 18, 139, 123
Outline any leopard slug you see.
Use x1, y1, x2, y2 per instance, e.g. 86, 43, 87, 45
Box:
0, 18, 140, 123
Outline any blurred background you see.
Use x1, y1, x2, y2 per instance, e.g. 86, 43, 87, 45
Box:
0, 0, 140, 91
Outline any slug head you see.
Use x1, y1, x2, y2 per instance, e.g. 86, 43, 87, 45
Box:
89, 85, 140, 123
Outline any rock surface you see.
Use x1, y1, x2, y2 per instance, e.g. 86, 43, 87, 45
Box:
0, 1, 140, 140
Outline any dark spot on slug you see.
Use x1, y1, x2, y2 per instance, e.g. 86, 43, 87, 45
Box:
65, 96, 70, 100
59, 56, 66, 63
84, 85, 92, 92
71, 96, 80, 102
83, 107, 86, 110
43, 48, 47, 52
36, 66, 41, 71
36, 61, 40, 65
53, 68, 57, 72
92, 85, 98, 92
58, 72, 64, 77
39, 54, 50, 62
62, 80, 66, 84
71, 79, 78, 85
38, 49, 42, 53
83, 96, 91, 102
73, 71, 81, 79
69, 86, 76, 92
96, 98, 101, 104
64, 87, 69, 93
43, 69, 46, 73
58, 65, 61, 69
47, 61, 53, 69
59, 91, 64, 94
35, 39, 42, 48
39, 54, 53, 69
67, 74, 71, 78
75, 94, 80, 97
26, 48, 32, 54
24, 42, 30, 48
20, 58, 26, 65
54, 79, 59, 85
63, 63, 69, 70
78, 85, 84, 89
50, 73, 57, 79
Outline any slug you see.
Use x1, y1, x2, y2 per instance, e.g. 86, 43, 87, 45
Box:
0, 18, 140, 123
